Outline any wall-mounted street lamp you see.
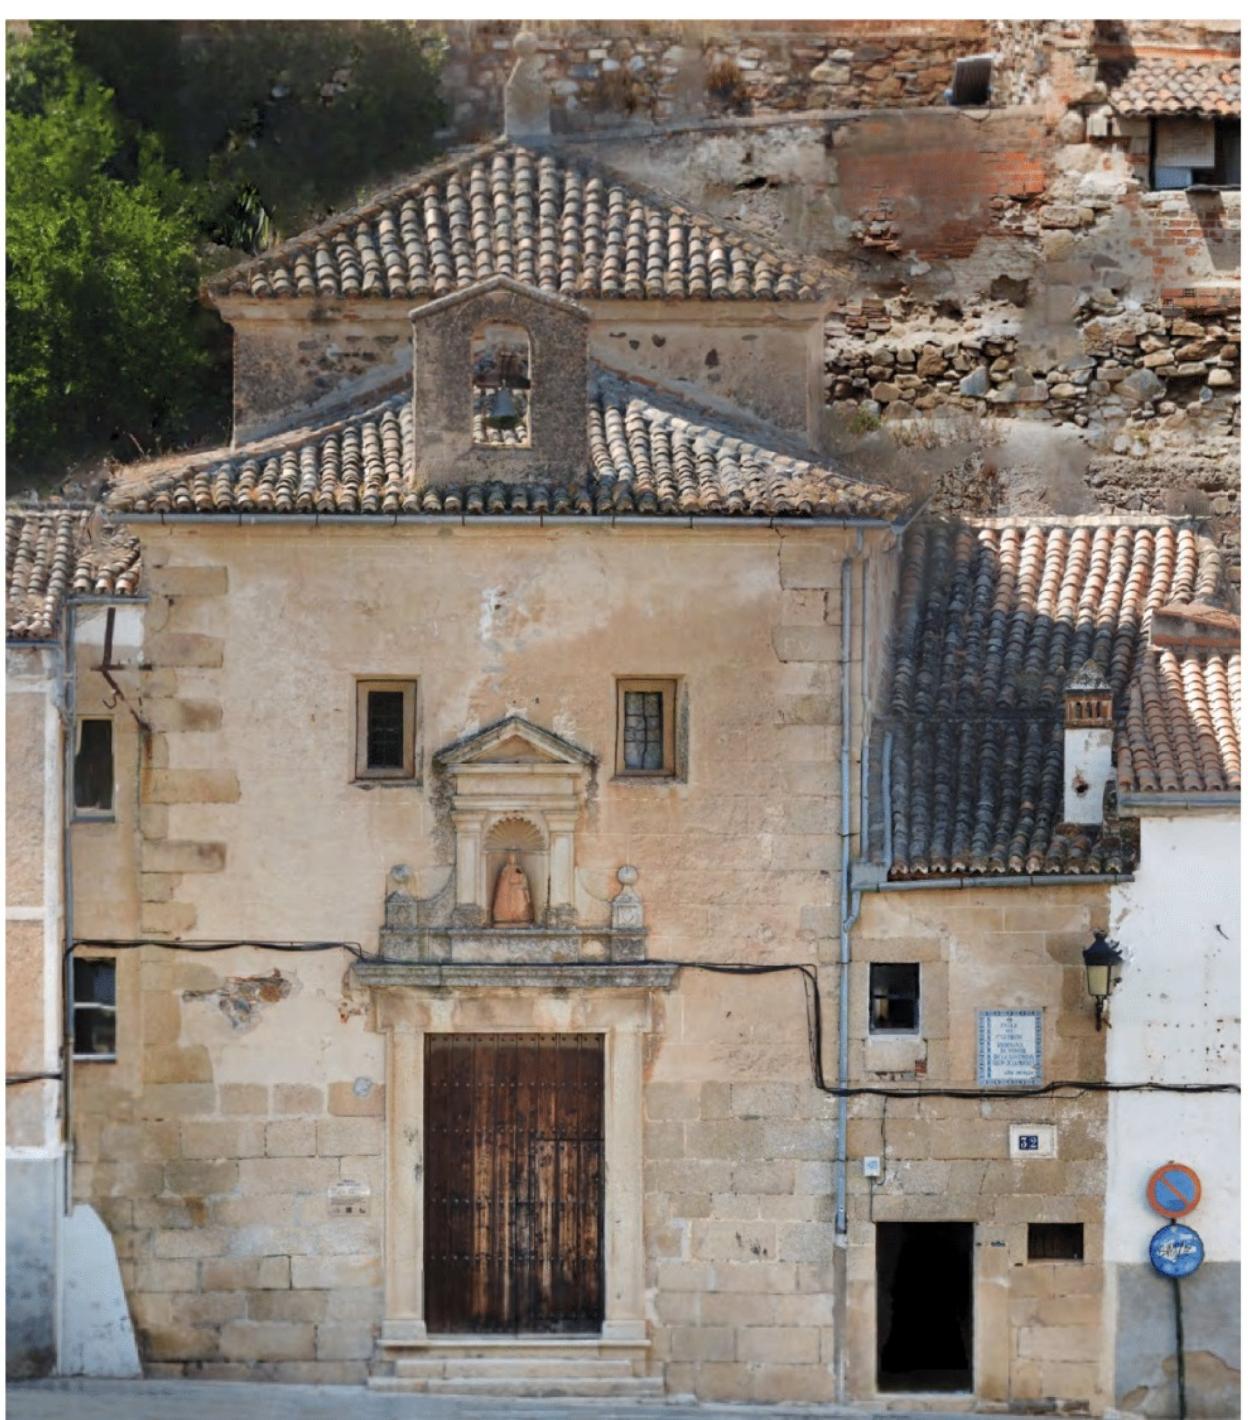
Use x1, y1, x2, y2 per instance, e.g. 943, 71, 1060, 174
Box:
1083, 930, 1125, 1031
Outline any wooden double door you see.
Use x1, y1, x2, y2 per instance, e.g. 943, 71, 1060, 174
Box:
424, 1033, 605, 1333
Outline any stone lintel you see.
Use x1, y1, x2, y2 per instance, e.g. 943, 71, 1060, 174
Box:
378, 923, 647, 966
354, 961, 677, 991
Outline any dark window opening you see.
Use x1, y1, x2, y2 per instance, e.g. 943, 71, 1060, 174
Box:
355, 679, 416, 780
73, 957, 117, 1060
1152, 117, 1240, 190
877, 1221, 973, 1393
366, 690, 406, 770
73, 719, 113, 814
950, 55, 992, 107
1028, 1223, 1084, 1261
870, 963, 920, 1032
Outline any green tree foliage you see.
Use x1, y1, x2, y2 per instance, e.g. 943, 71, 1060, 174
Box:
6, 25, 214, 473
70, 21, 447, 251
7, 21, 447, 481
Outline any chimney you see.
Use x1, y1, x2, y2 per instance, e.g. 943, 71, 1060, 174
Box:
504, 31, 551, 143
1063, 660, 1115, 824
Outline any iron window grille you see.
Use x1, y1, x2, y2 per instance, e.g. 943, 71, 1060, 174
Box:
1028, 1223, 1084, 1261
615, 678, 677, 777
355, 680, 418, 781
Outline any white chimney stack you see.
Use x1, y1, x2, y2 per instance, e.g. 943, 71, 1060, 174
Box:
1063, 660, 1115, 825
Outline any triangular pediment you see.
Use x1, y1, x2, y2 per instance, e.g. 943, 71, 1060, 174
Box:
434, 715, 595, 769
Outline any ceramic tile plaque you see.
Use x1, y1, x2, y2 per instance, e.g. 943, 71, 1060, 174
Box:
977, 1009, 1043, 1086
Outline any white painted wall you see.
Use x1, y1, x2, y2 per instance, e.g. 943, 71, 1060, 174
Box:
1064, 724, 1115, 825
1106, 812, 1240, 1264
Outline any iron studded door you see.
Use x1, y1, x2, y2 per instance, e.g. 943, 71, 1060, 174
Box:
424, 1034, 604, 1333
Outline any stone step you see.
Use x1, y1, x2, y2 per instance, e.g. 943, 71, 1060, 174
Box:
393, 1355, 639, 1380
422, 1376, 664, 1397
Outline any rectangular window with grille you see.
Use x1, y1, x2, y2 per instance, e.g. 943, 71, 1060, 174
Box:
355, 680, 417, 780
870, 963, 920, 1033
615, 678, 677, 777
1028, 1223, 1084, 1261
73, 718, 114, 815
73, 956, 117, 1061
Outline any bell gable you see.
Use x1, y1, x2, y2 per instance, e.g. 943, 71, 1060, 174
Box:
410, 276, 589, 488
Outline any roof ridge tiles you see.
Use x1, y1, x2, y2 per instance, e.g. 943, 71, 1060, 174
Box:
208, 138, 828, 305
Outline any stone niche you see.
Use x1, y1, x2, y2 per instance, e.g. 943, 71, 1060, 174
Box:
381, 716, 647, 964
410, 275, 589, 487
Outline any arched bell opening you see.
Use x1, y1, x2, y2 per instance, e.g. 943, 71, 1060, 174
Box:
471, 323, 532, 448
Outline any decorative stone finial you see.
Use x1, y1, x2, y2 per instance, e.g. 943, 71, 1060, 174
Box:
611, 866, 644, 931
504, 30, 551, 142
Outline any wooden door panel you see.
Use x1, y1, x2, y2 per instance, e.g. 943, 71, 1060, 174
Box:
425, 1034, 604, 1333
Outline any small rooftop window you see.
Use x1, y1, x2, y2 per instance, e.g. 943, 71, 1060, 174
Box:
1152, 117, 1240, 191
472, 323, 531, 448
949, 54, 993, 107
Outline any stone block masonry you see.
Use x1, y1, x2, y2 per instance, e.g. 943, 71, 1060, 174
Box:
74, 1056, 386, 1385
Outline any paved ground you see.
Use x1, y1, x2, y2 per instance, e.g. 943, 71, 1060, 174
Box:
8, 1379, 1007, 1420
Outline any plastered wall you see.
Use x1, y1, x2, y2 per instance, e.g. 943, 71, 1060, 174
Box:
847, 884, 1112, 1411
1107, 813, 1240, 1419
71, 521, 897, 1396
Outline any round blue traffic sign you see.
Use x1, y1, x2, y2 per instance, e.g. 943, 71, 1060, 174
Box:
1146, 1162, 1201, 1219
1149, 1223, 1204, 1279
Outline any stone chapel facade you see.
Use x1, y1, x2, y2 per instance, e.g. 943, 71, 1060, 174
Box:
6, 23, 1240, 1415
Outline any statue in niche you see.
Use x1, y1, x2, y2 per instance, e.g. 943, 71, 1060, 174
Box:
491, 851, 534, 925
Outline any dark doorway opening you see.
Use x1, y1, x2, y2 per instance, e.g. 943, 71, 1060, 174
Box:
876, 1221, 974, 1392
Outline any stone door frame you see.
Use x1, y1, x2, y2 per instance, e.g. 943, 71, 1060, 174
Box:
373, 982, 654, 1349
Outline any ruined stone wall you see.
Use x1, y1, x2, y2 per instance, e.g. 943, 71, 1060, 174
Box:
71, 521, 887, 1396
225, 307, 411, 445
825, 295, 1240, 433
848, 885, 1111, 1411
438, 21, 992, 139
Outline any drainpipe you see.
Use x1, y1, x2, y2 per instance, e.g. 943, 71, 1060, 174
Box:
834, 545, 864, 1407
881, 730, 894, 878
835, 550, 860, 1240
61, 602, 77, 1220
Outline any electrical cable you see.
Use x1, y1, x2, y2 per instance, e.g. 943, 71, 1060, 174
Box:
6, 1072, 63, 1086
67, 941, 1240, 1101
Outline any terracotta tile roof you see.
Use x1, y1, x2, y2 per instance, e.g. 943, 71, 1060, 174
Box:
6, 506, 141, 641
207, 141, 825, 304
107, 382, 907, 522
883, 518, 1227, 880
1118, 639, 1240, 796
1108, 55, 1240, 118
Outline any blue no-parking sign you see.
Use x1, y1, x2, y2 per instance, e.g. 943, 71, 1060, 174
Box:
1146, 1162, 1202, 1219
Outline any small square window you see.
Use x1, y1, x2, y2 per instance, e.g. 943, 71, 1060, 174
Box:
355, 680, 417, 780
1028, 1223, 1084, 1261
869, 963, 920, 1033
1152, 117, 1240, 190
616, 678, 677, 777
73, 719, 114, 815
72, 956, 117, 1061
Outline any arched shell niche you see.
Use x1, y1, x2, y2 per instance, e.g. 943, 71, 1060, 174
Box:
484, 814, 547, 923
